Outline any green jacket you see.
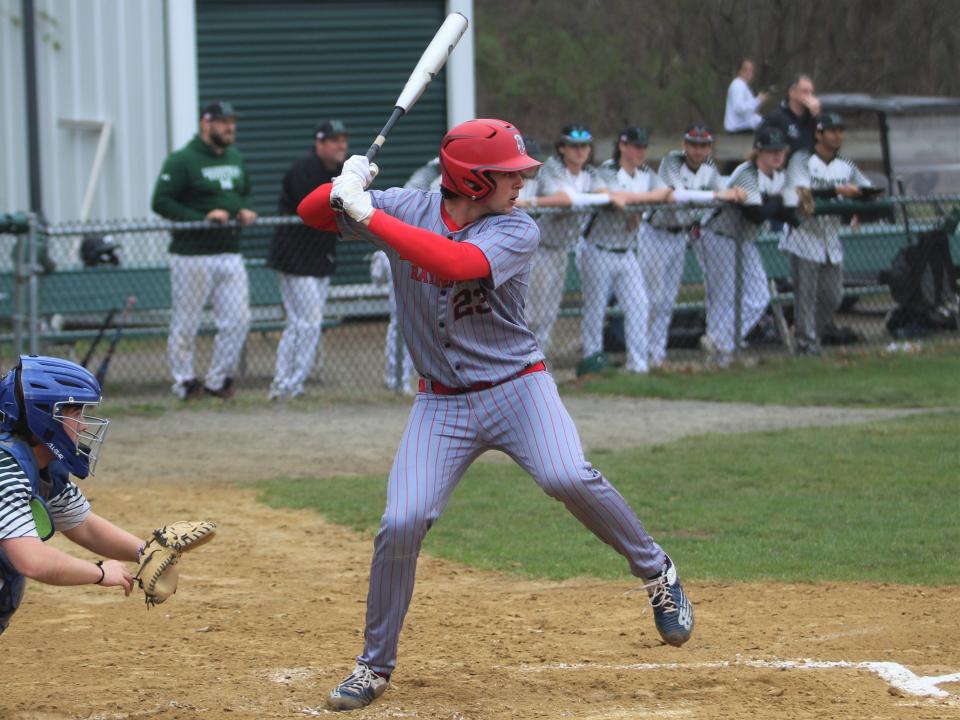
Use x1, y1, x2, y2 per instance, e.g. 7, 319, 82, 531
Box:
151, 135, 253, 255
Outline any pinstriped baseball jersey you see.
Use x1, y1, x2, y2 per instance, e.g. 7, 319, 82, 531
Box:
337, 188, 544, 388
706, 161, 790, 242
653, 151, 725, 229
781, 150, 871, 263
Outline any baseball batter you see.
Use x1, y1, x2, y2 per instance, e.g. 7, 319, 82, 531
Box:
701, 125, 800, 365
297, 119, 694, 711
648, 126, 746, 367
587, 126, 672, 373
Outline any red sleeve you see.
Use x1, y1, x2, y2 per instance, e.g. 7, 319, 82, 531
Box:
296, 183, 338, 231
368, 210, 491, 282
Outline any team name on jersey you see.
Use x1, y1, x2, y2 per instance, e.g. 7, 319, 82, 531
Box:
201, 165, 242, 189
410, 264, 454, 288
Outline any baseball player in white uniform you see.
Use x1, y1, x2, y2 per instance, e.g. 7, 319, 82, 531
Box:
701, 125, 800, 365
647, 126, 747, 367
780, 112, 871, 355
586, 126, 673, 373
518, 124, 608, 356
297, 118, 694, 711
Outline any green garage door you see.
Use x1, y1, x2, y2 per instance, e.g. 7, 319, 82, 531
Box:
196, 0, 449, 237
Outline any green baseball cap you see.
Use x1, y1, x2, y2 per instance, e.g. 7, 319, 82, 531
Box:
618, 126, 650, 147
201, 100, 238, 120
315, 119, 349, 140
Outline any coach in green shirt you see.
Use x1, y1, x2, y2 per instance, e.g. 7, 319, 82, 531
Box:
151, 100, 256, 400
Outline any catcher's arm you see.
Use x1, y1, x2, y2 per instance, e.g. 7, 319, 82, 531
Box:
0, 536, 133, 593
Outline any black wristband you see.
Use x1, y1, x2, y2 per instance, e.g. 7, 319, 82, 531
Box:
94, 560, 105, 585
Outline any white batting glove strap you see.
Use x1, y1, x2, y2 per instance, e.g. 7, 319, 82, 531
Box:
342, 154, 380, 189
331, 175, 374, 223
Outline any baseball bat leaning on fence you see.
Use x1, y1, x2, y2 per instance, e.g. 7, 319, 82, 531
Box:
330, 12, 468, 209
95, 295, 136, 386
80, 308, 116, 369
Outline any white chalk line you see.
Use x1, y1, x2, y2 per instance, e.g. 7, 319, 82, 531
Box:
500, 657, 960, 699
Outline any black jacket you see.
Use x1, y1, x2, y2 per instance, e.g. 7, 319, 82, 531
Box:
268, 151, 341, 277
763, 102, 816, 156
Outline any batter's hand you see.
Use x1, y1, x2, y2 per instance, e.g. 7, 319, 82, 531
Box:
331, 175, 374, 223
236, 208, 258, 226
341, 155, 380, 189
205, 208, 230, 224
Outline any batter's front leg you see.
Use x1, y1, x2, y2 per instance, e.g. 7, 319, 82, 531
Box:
358, 395, 483, 675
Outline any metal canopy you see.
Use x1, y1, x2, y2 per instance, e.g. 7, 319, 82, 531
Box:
819, 94, 960, 114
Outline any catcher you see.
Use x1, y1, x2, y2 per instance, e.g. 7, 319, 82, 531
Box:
0, 355, 215, 636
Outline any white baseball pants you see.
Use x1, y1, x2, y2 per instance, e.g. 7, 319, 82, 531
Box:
168, 253, 250, 391
695, 230, 770, 355
639, 226, 689, 367
271, 273, 331, 397
580, 243, 649, 373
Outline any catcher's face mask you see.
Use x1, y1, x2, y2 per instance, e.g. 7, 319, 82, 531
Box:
53, 402, 109, 476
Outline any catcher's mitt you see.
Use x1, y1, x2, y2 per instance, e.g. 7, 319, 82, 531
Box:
135, 520, 216, 607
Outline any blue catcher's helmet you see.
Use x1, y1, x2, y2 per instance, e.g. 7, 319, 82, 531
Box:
0, 355, 109, 477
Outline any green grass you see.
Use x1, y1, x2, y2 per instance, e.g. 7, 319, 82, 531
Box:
572, 342, 960, 408
257, 411, 960, 585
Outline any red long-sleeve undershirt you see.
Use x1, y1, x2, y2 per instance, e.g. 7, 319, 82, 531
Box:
296, 183, 491, 282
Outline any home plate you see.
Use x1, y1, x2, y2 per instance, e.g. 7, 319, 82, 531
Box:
501, 656, 960, 699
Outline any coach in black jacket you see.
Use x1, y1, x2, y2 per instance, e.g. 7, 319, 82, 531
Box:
763, 74, 821, 157
267, 120, 349, 399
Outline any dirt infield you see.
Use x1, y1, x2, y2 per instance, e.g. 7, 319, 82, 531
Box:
3, 396, 958, 719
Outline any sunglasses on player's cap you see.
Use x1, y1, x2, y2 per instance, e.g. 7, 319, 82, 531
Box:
559, 124, 593, 145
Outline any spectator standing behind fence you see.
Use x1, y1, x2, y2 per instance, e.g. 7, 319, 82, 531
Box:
585, 126, 673, 374
763, 74, 821, 157
724, 59, 769, 133
780, 113, 870, 356
517, 124, 606, 356
647, 126, 747, 367
700, 125, 800, 366
151, 100, 256, 400
267, 120, 349, 400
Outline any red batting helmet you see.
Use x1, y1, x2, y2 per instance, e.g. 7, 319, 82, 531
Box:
439, 119, 542, 201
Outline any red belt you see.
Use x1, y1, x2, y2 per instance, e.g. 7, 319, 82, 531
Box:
419, 361, 547, 396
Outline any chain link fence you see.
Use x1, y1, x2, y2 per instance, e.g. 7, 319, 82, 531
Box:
1, 195, 958, 398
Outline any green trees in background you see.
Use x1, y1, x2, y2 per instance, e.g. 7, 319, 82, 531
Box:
475, 0, 960, 139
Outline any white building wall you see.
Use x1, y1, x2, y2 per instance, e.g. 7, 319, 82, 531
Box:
0, 0, 29, 216
32, 0, 169, 225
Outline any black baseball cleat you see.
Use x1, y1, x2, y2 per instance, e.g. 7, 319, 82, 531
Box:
204, 377, 235, 399
645, 555, 694, 646
177, 378, 204, 401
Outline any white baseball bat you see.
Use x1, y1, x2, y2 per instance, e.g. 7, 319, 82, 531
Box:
363, 12, 468, 162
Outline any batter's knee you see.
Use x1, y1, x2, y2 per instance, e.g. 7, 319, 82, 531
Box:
536, 464, 595, 500
376, 511, 436, 552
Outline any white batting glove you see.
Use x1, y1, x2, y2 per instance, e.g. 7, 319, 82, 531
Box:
341, 154, 380, 189
331, 175, 374, 223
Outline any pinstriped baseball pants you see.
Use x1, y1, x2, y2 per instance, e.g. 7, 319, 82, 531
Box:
357, 371, 666, 674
